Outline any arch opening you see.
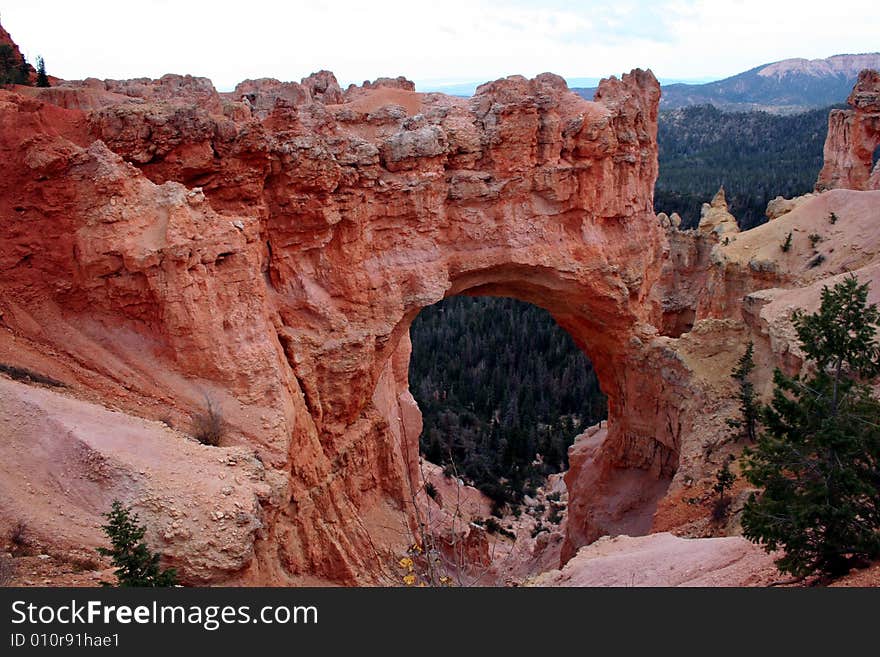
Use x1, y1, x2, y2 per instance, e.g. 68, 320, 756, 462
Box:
371, 258, 682, 578
409, 295, 608, 518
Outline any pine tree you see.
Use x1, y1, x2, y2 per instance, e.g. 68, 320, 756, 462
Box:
35, 56, 49, 88
712, 456, 736, 520
741, 275, 880, 578
726, 341, 758, 442
97, 500, 178, 587
16, 54, 30, 85
0, 45, 16, 85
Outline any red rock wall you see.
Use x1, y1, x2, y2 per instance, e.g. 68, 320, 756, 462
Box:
816, 69, 880, 192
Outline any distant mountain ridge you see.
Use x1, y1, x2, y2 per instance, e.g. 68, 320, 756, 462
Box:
416, 76, 711, 97
574, 53, 880, 114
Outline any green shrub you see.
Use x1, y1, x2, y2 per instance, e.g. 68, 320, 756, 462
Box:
9, 521, 30, 556
711, 457, 736, 521
547, 505, 564, 525
0, 45, 29, 85
0, 363, 65, 387
97, 501, 177, 587
742, 276, 880, 579
807, 253, 826, 269
483, 517, 515, 539
725, 342, 758, 442
780, 232, 793, 252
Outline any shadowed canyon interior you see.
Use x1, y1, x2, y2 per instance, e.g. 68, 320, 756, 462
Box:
2, 28, 879, 584
409, 294, 607, 513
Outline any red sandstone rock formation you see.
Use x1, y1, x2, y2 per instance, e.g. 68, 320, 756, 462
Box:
647, 187, 880, 541
697, 187, 739, 237
0, 376, 283, 584
357, 76, 416, 92
0, 56, 673, 582
301, 70, 345, 105
816, 69, 880, 191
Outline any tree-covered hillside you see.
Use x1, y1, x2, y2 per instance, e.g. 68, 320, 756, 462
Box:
409, 297, 605, 511
656, 104, 836, 230
0, 44, 31, 85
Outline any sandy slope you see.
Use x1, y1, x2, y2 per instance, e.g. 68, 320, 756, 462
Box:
0, 375, 283, 584
529, 533, 779, 587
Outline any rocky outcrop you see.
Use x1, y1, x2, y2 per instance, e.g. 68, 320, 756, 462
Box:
232, 78, 309, 118
301, 70, 345, 105
358, 76, 416, 92
0, 22, 21, 51
765, 193, 816, 220
816, 69, 880, 191
646, 188, 880, 538
0, 377, 285, 585
698, 187, 739, 237
656, 211, 682, 230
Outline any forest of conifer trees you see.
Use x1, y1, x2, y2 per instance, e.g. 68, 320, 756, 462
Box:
409, 297, 605, 511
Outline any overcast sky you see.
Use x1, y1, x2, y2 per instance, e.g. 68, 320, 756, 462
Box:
2, 0, 878, 91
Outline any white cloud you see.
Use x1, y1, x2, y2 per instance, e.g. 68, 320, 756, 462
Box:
1, 0, 877, 90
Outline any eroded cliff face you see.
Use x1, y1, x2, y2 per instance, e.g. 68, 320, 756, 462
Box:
647, 181, 880, 544
816, 68, 880, 192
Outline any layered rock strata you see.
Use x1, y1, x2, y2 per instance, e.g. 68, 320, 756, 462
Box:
816, 68, 880, 191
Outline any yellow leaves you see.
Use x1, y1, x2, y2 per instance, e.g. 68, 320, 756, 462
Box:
399, 555, 417, 585
397, 546, 454, 586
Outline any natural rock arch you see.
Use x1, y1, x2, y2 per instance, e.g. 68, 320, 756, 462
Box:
391, 262, 684, 560
250, 70, 686, 573
0, 66, 708, 583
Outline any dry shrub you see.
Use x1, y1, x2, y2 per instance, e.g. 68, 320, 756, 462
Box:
9, 521, 30, 556
0, 363, 64, 387
193, 396, 226, 447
